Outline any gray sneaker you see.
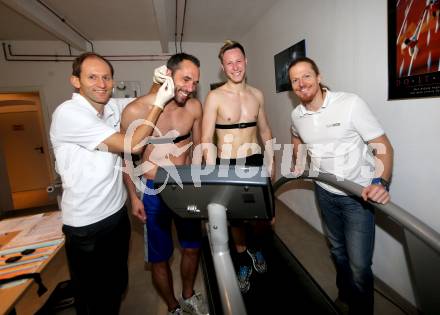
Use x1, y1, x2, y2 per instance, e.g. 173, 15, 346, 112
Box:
247, 249, 267, 273
237, 264, 252, 293
180, 292, 209, 315
168, 307, 183, 315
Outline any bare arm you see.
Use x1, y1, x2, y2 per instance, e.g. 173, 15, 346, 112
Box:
120, 93, 156, 131
122, 161, 146, 223
101, 77, 173, 154
256, 92, 274, 179
187, 99, 203, 164
291, 135, 306, 175
103, 96, 162, 154
191, 100, 203, 147
361, 134, 394, 204
201, 92, 219, 164
119, 100, 157, 223
368, 134, 394, 181
119, 90, 168, 222
256, 93, 273, 145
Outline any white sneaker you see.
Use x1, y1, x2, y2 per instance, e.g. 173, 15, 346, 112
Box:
179, 292, 209, 315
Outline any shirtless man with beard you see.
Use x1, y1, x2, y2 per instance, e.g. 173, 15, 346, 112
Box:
121, 53, 208, 315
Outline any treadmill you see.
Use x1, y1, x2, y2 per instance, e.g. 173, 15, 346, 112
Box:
154, 165, 340, 315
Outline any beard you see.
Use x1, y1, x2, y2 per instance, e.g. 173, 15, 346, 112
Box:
174, 88, 193, 105
295, 86, 320, 104
297, 93, 315, 104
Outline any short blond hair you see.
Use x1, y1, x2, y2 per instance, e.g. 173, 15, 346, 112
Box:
218, 40, 246, 62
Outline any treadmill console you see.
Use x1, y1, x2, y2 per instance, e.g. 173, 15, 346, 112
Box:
154, 165, 274, 220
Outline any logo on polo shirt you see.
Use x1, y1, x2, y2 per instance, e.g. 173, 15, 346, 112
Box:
326, 122, 341, 128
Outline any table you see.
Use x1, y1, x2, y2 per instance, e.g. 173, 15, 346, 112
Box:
0, 212, 70, 315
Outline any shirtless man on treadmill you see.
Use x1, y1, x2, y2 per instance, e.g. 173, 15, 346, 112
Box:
201, 40, 274, 294
122, 53, 208, 315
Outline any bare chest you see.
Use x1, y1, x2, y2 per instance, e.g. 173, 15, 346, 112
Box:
154, 105, 194, 136
217, 91, 259, 123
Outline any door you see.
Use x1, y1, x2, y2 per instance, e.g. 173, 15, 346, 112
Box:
0, 111, 51, 191
0, 92, 55, 210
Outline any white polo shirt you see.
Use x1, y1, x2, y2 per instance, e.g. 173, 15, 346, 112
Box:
50, 93, 133, 226
291, 90, 384, 195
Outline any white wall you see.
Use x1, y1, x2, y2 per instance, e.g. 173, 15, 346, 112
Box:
0, 40, 223, 181
241, 0, 440, 306
2, 1, 439, 306
0, 40, 223, 117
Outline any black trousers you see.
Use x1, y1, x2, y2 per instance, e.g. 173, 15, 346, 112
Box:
62, 207, 131, 315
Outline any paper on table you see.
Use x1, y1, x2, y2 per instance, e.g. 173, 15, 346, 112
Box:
0, 214, 44, 232
0, 212, 63, 250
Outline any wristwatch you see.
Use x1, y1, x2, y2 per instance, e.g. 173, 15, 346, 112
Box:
372, 177, 390, 191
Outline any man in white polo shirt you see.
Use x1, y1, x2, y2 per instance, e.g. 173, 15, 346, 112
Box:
288, 57, 393, 315
50, 52, 174, 314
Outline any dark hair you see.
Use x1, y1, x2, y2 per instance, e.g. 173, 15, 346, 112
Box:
218, 40, 246, 62
166, 53, 200, 75
72, 52, 114, 78
287, 57, 329, 91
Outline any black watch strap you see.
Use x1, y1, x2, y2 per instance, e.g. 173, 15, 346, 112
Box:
372, 177, 390, 191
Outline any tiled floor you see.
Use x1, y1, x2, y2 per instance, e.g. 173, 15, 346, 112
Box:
57, 199, 408, 315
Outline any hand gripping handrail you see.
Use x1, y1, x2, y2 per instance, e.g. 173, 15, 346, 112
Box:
273, 171, 440, 313
273, 171, 440, 253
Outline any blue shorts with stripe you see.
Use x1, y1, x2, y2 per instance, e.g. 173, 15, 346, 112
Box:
143, 179, 202, 263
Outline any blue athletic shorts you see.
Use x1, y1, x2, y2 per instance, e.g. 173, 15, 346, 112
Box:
143, 179, 202, 263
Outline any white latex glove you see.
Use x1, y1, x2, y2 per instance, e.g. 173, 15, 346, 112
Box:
153, 76, 174, 109
153, 65, 168, 84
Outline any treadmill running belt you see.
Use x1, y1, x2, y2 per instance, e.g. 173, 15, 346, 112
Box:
200, 231, 341, 314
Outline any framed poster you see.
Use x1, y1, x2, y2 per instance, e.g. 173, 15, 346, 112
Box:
388, 0, 440, 100
274, 39, 306, 93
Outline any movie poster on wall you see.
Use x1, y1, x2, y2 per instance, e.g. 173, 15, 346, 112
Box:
388, 0, 440, 100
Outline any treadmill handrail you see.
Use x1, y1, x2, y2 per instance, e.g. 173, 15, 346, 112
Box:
273, 171, 440, 254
